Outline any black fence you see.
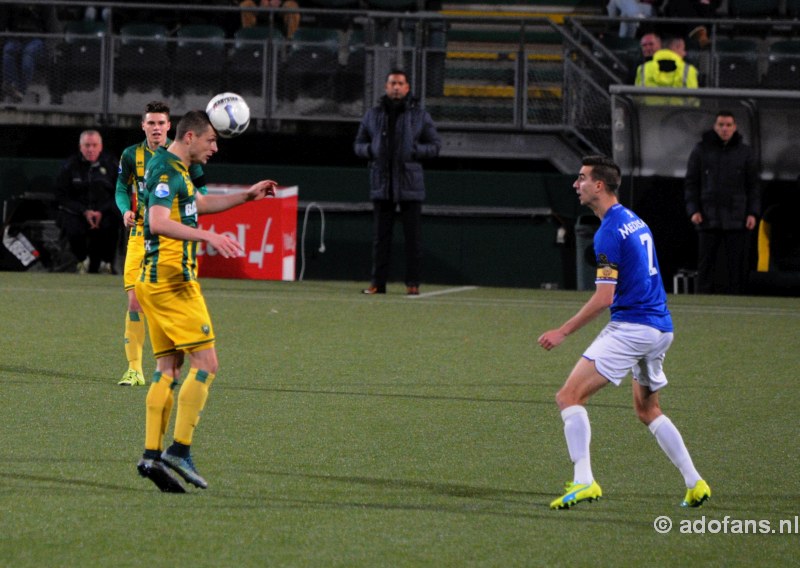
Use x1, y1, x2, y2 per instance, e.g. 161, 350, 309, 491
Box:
4, 1, 800, 168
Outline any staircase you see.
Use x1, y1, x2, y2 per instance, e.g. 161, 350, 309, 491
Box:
428, 2, 601, 126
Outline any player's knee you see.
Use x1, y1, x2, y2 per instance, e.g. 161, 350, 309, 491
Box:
635, 406, 660, 425
196, 355, 219, 375
555, 387, 573, 410
188, 346, 219, 377
204, 354, 219, 375
127, 290, 141, 312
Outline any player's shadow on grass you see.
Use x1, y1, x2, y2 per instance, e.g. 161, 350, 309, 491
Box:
220, 384, 633, 410
227, 469, 644, 525
0, 471, 141, 493
0, 364, 108, 384
272, 469, 544, 501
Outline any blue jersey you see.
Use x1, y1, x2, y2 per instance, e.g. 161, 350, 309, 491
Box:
594, 204, 673, 332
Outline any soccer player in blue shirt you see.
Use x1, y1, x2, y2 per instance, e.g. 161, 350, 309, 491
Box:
538, 155, 711, 510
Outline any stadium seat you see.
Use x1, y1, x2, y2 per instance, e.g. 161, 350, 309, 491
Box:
762, 40, 800, 89
172, 24, 227, 96
49, 21, 107, 103
306, 0, 359, 5
235, 25, 282, 46
727, 0, 780, 18
714, 39, 760, 88
306, 0, 360, 28
120, 22, 169, 38
279, 27, 340, 101
787, 0, 800, 19
229, 26, 282, 96
365, 0, 419, 10
114, 23, 170, 95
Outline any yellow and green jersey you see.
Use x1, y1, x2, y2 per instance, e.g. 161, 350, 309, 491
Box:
140, 146, 202, 283
116, 138, 207, 236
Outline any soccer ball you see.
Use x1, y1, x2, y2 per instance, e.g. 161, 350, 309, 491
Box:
205, 92, 250, 138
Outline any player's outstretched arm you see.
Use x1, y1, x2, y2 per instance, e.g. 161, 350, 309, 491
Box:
196, 180, 278, 215
538, 283, 614, 351
149, 204, 243, 258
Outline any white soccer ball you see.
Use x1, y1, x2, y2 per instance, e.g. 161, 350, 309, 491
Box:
205, 92, 250, 138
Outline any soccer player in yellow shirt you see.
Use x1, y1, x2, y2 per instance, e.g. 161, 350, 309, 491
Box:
134, 110, 276, 492
115, 101, 207, 387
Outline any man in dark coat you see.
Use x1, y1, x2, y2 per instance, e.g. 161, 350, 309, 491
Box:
684, 111, 760, 294
354, 69, 441, 295
56, 130, 120, 273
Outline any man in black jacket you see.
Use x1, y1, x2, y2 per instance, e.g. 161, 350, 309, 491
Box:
354, 69, 441, 295
684, 111, 760, 294
56, 130, 120, 273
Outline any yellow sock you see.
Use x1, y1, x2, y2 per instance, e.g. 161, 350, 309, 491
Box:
173, 369, 215, 446
145, 372, 176, 451
161, 388, 175, 452
124, 311, 146, 373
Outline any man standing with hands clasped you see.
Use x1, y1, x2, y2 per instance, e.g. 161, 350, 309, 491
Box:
539, 155, 710, 510
684, 111, 760, 295
135, 110, 277, 493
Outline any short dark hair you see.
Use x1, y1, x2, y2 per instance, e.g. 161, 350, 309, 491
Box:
386, 68, 409, 84
582, 155, 621, 193
143, 100, 170, 120
664, 36, 685, 51
716, 110, 736, 122
175, 110, 213, 140
638, 28, 661, 40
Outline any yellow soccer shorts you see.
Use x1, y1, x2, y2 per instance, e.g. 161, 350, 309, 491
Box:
124, 228, 145, 291
134, 279, 216, 358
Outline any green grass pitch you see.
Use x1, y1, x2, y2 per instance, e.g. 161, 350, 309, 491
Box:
0, 272, 798, 566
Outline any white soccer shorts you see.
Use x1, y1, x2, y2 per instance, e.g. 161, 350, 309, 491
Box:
582, 321, 674, 390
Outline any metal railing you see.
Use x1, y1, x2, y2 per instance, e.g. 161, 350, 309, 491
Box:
609, 85, 800, 181
0, 1, 609, 158
5, 2, 800, 170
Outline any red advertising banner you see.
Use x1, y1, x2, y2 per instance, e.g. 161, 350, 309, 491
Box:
197, 185, 297, 280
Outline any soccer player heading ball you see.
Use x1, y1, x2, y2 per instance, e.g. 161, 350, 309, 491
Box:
134, 110, 276, 492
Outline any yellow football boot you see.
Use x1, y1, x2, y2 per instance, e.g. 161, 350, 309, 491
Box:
550, 480, 603, 509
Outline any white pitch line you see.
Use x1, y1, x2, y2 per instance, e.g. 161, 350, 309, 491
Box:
407, 285, 478, 299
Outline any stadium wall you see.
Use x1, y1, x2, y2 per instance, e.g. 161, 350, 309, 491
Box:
0, 157, 585, 288
8, 156, 779, 292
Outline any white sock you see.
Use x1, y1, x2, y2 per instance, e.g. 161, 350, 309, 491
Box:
561, 405, 593, 484
648, 414, 702, 488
